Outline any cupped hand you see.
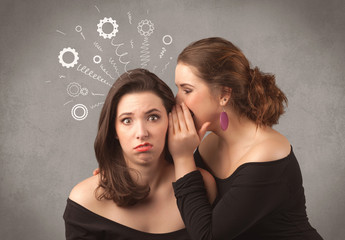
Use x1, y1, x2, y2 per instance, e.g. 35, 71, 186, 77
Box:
168, 102, 210, 161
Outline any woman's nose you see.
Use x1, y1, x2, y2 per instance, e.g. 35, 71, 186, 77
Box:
136, 122, 149, 139
175, 92, 183, 105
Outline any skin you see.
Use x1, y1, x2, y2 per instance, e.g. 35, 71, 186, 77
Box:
70, 91, 217, 233
169, 63, 291, 180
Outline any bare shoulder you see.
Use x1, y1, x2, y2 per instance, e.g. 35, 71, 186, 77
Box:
245, 128, 291, 163
197, 167, 217, 204
69, 175, 100, 207
199, 132, 219, 160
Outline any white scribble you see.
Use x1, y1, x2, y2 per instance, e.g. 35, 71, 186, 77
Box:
59, 75, 66, 79
95, 5, 100, 13
127, 12, 132, 24
130, 39, 134, 48
91, 92, 105, 96
75, 25, 85, 40
93, 41, 103, 52
100, 64, 115, 79
109, 57, 121, 77
159, 47, 166, 59
110, 40, 130, 73
90, 102, 104, 109
76, 64, 112, 87
64, 100, 73, 106
140, 36, 150, 68
56, 29, 66, 35
161, 62, 170, 74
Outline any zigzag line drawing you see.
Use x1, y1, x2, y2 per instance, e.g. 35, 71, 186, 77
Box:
90, 102, 104, 109
140, 36, 150, 68
161, 61, 170, 74
93, 41, 103, 52
109, 57, 121, 77
110, 39, 130, 73
159, 47, 166, 59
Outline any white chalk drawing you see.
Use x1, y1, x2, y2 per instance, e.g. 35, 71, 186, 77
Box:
71, 104, 88, 121
137, 19, 154, 37
75, 25, 86, 40
109, 57, 121, 77
91, 92, 105, 96
56, 29, 66, 35
100, 64, 115, 79
127, 12, 132, 24
80, 88, 89, 96
93, 55, 102, 64
162, 35, 173, 45
161, 57, 173, 74
93, 41, 103, 52
130, 39, 134, 48
94, 5, 100, 13
140, 36, 150, 67
110, 40, 130, 73
67, 82, 82, 97
58, 47, 79, 68
90, 102, 104, 109
64, 100, 73, 106
159, 47, 166, 59
76, 64, 113, 87
59, 75, 66, 79
45, 80, 51, 83
97, 17, 119, 39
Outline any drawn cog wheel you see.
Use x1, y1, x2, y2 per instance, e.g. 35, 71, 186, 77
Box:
58, 47, 79, 68
80, 87, 88, 96
97, 17, 119, 39
137, 19, 154, 37
67, 82, 81, 97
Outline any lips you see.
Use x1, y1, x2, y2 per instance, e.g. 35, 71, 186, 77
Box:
134, 142, 153, 152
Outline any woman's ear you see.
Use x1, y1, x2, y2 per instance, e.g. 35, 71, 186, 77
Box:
219, 86, 232, 106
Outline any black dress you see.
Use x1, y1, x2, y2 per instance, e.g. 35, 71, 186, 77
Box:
63, 198, 190, 240
172, 147, 323, 240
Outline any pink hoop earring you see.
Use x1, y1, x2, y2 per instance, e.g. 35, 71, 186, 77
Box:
220, 108, 229, 131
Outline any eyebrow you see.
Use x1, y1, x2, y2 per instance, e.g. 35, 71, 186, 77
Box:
178, 83, 194, 88
118, 108, 161, 118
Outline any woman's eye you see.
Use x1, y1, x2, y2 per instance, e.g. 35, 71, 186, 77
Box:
148, 115, 160, 121
183, 89, 192, 94
121, 118, 131, 124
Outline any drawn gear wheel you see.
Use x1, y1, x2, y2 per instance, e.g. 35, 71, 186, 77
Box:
58, 47, 79, 68
97, 17, 119, 39
137, 19, 154, 37
67, 82, 81, 97
80, 87, 89, 96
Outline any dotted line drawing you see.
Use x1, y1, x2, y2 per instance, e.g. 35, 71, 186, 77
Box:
71, 104, 88, 121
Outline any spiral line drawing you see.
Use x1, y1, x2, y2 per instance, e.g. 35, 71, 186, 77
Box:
111, 40, 131, 73
140, 36, 150, 68
93, 42, 103, 52
90, 102, 104, 109
159, 47, 166, 59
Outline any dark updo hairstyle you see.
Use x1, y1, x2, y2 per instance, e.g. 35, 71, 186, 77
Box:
178, 37, 287, 126
94, 68, 175, 206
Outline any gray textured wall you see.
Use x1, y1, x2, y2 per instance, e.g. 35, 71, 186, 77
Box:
1, 0, 344, 239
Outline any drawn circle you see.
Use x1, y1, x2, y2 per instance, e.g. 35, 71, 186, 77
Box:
162, 35, 173, 45
58, 47, 79, 68
71, 104, 88, 121
93, 55, 102, 64
80, 88, 89, 96
67, 82, 81, 97
137, 19, 154, 37
97, 17, 119, 39
75, 25, 82, 32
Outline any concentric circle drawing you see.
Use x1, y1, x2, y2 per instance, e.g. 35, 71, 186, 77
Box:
71, 104, 88, 121
97, 17, 119, 39
67, 82, 82, 97
162, 35, 173, 45
137, 19, 154, 37
58, 47, 79, 68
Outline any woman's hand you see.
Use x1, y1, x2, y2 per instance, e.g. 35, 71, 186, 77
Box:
168, 103, 210, 178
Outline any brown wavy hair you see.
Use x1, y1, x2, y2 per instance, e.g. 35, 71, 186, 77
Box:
94, 68, 175, 206
178, 37, 287, 126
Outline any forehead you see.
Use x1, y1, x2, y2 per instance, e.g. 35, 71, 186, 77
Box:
175, 63, 205, 85
117, 91, 165, 114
